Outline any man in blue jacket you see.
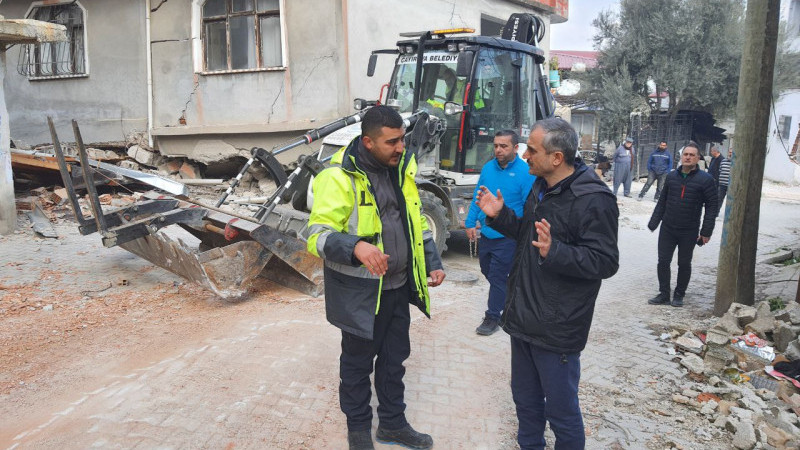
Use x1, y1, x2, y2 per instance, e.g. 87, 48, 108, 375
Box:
637, 140, 672, 201
465, 130, 536, 335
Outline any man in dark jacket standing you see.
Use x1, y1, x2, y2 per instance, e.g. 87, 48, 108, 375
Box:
647, 142, 718, 307
476, 118, 619, 449
637, 140, 672, 201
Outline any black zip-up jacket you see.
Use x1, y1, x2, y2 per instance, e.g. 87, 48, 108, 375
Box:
648, 166, 718, 237
487, 163, 620, 354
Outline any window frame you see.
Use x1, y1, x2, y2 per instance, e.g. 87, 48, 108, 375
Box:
20, 0, 90, 81
199, 0, 286, 74
778, 115, 792, 141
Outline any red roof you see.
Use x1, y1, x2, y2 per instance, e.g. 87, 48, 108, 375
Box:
551, 50, 599, 70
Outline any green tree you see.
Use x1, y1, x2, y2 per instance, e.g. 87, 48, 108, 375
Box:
576, 0, 746, 139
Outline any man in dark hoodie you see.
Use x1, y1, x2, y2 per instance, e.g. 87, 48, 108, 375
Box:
647, 142, 717, 307
476, 118, 619, 449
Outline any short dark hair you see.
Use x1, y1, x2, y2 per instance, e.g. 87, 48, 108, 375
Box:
659, 140, 667, 145
362, 105, 404, 139
532, 118, 578, 165
684, 141, 700, 155
495, 129, 520, 147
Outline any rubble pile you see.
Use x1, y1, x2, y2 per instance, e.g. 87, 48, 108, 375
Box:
664, 300, 800, 449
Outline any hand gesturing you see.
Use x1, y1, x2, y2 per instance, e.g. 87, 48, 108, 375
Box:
475, 186, 504, 218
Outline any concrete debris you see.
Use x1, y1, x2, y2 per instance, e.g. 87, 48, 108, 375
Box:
774, 303, 800, 326
715, 312, 745, 336
127, 145, 163, 168
158, 159, 183, 175
745, 302, 776, 339
783, 339, 800, 361
732, 421, 757, 450
730, 304, 758, 328
774, 322, 796, 353
675, 332, 705, 354
118, 160, 141, 171
680, 354, 705, 374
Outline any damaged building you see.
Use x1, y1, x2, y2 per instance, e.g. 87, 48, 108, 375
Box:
0, 0, 567, 174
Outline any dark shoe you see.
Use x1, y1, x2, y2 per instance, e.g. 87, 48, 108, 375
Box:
476, 317, 500, 335
671, 295, 684, 307
624, 194, 632, 198
636, 196, 643, 202
376, 425, 433, 450
648, 293, 671, 305
348, 429, 375, 450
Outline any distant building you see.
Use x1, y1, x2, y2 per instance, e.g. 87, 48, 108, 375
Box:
550, 49, 598, 150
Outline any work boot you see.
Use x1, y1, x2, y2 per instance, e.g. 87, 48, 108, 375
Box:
647, 292, 671, 305
476, 316, 500, 336
376, 424, 433, 450
671, 294, 684, 308
348, 429, 375, 450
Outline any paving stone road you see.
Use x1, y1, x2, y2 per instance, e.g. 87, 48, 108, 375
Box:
3, 182, 800, 449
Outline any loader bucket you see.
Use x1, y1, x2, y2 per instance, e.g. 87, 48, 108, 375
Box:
47, 117, 324, 300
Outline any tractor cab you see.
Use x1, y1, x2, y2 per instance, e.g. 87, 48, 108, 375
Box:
376, 16, 554, 185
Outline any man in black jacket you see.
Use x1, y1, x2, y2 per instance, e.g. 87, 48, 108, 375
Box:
647, 142, 718, 307
476, 118, 619, 450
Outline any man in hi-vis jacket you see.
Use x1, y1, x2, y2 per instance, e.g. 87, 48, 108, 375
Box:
305, 106, 445, 450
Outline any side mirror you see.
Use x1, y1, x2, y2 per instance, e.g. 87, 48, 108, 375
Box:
456, 51, 474, 78
367, 54, 377, 77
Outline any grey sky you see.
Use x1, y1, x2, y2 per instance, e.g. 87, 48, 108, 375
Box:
550, 0, 620, 51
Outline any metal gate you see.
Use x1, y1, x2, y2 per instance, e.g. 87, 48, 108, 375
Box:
629, 113, 694, 178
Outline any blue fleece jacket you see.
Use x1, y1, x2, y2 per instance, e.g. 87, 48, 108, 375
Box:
647, 149, 673, 175
465, 156, 536, 239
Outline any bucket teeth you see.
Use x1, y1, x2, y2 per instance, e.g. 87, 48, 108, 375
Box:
120, 232, 272, 299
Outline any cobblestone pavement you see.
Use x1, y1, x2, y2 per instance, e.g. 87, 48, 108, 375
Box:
2, 182, 800, 449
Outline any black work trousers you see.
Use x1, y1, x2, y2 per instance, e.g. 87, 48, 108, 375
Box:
657, 224, 698, 297
339, 283, 411, 432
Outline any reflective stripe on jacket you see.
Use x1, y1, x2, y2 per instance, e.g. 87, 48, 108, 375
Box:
304, 137, 442, 339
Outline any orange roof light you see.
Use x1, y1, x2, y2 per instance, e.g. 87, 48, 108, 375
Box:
431, 27, 475, 35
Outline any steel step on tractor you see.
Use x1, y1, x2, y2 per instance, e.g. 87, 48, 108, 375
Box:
50, 14, 555, 299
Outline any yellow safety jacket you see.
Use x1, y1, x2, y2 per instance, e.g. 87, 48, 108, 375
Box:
305, 137, 442, 339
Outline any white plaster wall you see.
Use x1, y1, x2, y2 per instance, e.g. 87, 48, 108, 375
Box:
0, 50, 16, 234
764, 90, 800, 184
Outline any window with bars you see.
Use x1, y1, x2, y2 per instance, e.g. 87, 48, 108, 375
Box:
17, 2, 86, 79
202, 0, 283, 72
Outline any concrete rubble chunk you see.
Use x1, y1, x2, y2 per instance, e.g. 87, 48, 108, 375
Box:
733, 420, 757, 449
773, 322, 796, 353
731, 304, 758, 328
0, 18, 67, 44
680, 354, 705, 374
759, 422, 793, 448
706, 327, 732, 346
676, 332, 705, 354
704, 345, 735, 372
700, 400, 719, 415
127, 145, 162, 167
784, 339, 800, 361
745, 302, 776, 339
716, 311, 745, 335
118, 160, 141, 171
772, 304, 800, 326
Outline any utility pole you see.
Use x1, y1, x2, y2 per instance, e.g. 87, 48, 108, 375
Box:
714, 0, 780, 316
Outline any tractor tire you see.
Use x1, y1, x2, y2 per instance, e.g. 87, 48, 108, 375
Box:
419, 190, 450, 254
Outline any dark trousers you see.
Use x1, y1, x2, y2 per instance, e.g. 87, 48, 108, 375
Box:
638, 171, 667, 200
340, 283, 411, 432
717, 185, 728, 216
657, 224, 698, 297
478, 235, 516, 320
511, 337, 584, 450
